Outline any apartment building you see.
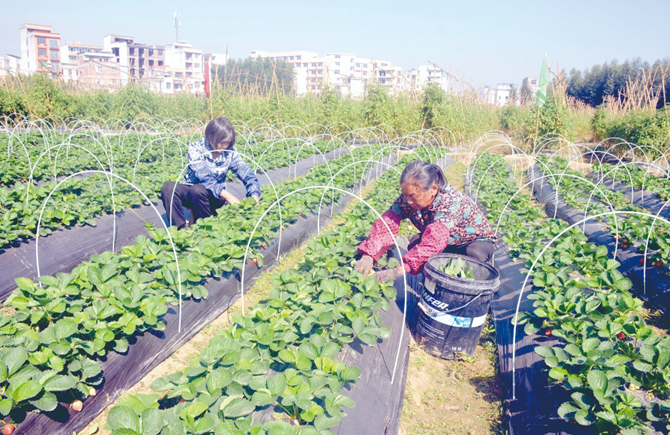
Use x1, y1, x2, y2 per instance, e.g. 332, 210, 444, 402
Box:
0, 55, 21, 78
251, 50, 404, 98
484, 83, 518, 106
19, 24, 61, 76
522, 76, 539, 98
103, 35, 167, 91
60, 43, 105, 83
163, 42, 204, 94
403, 65, 452, 93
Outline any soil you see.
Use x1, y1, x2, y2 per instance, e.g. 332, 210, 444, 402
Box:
398, 160, 505, 435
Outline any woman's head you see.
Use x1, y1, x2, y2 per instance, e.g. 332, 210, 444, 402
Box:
400, 160, 448, 210
205, 117, 236, 151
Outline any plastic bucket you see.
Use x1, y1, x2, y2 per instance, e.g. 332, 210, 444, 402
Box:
412, 253, 500, 359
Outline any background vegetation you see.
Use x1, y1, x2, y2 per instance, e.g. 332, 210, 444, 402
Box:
1, 56, 668, 151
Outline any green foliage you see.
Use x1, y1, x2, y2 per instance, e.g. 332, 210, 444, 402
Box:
567, 58, 670, 109
421, 83, 446, 129
524, 89, 572, 141
215, 57, 295, 95
592, 107, 670, 150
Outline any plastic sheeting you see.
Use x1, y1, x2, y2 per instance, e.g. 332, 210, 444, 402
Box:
464, 170, 591, 435
530, 166, 669, 317
12, 153, 401, 435
0, 148, 349, 301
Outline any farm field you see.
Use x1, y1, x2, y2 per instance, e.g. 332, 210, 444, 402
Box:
1, 117, 669, 435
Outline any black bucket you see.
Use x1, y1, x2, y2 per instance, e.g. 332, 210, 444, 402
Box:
412, 253, 500, 359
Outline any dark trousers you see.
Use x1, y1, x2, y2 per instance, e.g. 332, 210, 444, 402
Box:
160, 182, 225, 229
408, 234, 495, 263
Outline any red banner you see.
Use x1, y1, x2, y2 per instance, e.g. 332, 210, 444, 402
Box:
204, 57, 210, 98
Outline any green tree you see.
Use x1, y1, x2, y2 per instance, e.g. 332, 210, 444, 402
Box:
421, 82, 446, 129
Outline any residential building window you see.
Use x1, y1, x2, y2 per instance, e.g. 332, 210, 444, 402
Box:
111, 67, 117, 73
531, 79, 537, 85
356, 63, 360, 67
311, 78, 316, 83
335, 54, 340, 58
195, 63, 200, 68
39, 48, 47, 56
158, 60, 163, 66
39, 61, 48, 68
301, 63, 306, 67
290, 56, 294, 60
335, 62, 340, 66
350, 67, 353, 71
296, 55, 301, 60
318, 70, 322, 75
51, 62, 59, 72
150, 70, 154, 76
158, 50, 164, 56
166, 82, 171, 89
270, 57, 274, 61
50, 39, 58, 48
335, 70, 340, 74
363, 63, 368, 68
149, 49, 154, 56
318, 62, 323, 67
50, 51, 59, 60
69, 56, 76, 62
363, 71, 367, 76
37, 37, 46, 44
97, 66, 103, 73
311, 63, 316, 67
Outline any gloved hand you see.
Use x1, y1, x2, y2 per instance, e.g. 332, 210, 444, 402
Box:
354, 255, 374, 276
374, 265, 406, 283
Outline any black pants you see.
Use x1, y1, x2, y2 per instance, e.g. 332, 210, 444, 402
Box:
408, 234, 495, 263
160, 182, 225, 229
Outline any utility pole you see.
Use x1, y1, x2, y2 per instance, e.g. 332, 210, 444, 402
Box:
174, 12, 180, 43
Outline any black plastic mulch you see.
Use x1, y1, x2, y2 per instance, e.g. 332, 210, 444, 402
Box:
530, 166, 670, 317
464, 170, 591, 435
0, 148, 349, 301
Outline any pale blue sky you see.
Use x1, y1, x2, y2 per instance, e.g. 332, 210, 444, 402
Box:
1, 0, 668, 88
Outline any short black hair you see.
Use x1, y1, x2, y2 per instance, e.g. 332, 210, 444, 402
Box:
205, 117, 236, 149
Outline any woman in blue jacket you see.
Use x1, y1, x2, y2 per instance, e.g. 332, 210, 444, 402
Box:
160, 117, 261, 229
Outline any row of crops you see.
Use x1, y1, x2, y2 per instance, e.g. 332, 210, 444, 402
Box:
468, 141, 670, 434
0, 118, 449, 434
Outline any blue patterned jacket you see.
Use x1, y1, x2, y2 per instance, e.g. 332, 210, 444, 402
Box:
182, 138, 261, 200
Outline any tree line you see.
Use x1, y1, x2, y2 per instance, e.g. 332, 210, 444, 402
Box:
566, 57, 670, 108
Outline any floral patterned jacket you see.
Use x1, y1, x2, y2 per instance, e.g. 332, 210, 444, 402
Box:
358, 185, 496, 274
182, 138, 261, 199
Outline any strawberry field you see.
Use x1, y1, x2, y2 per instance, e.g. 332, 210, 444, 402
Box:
2, 117, 669, 435
0, 117, 454, 435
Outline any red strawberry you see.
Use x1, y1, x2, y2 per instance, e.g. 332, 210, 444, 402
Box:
639, 258, 645, 264
545, 329, 552, 336
2, 424, 15, 435
617, 332, 626, 340
262, 242, 267, 248
252, 258, 258, 265
656, 262, 662, 267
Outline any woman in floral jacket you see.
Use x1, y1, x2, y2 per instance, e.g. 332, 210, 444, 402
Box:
160, 117, 261, 229
355, 160, 496, 282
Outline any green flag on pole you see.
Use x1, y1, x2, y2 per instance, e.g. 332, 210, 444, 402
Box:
536, 56, 550, 108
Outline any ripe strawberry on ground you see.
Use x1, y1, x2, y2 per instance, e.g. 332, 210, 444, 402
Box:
71, 400, 83, 412
545, 329, 552, 336
2, 424, 15, 435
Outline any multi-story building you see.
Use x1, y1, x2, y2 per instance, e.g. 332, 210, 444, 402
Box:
0, 54, 21, 79
250, 50, 404, 98
60, 43, 106, 83
75, 51, 122, 90
103, 35, 167, 91
522, 76, 539, 99
164, 42, 204, 94
19, 24, 61, 77
484, 83, 518, 106
403, 65, 452, 93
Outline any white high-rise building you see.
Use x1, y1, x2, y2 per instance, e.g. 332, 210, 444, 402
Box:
20, 24, 61, 77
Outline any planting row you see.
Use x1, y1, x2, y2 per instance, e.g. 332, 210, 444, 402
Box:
0, 144, 393, 429
537, 156, 670, 273
100, 148, 441, 435
0, 137, 340, 249
471, 152, 670, 434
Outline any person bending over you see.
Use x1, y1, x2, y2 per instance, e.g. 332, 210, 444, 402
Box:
355, 160, 496, 282
160, 117, 261, 229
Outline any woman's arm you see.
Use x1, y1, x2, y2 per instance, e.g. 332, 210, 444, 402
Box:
229, 151, 261, 199
401, 221, 450, 274
358, 209, 403, 262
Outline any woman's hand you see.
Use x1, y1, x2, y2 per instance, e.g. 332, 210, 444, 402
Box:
220, 190, 241, 205
252, 195, 260, 206
354, 255, 374, 276
374, 265, 406, 283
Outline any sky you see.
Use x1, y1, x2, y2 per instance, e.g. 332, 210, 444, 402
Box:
1, 0, 669, 88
